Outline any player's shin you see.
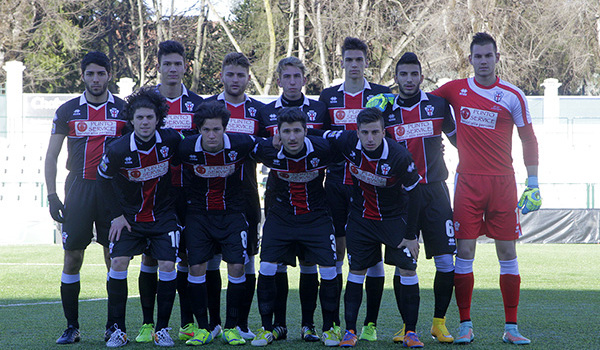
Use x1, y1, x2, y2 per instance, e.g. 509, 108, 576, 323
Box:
156, 269, 177, 331
344, 273, 365, 332
225, 274, 246, 329
319, 266, 338, 331
299, 265, 319, 327
107, 269, 129, 332
187, 274, 209, 329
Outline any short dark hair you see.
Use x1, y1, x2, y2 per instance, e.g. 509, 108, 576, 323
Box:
124, 86, 169, 127
470, 32, 497, 53
395, 52, 421, 76
222, 52, 251, 71
81, 51, 111, 74
277, 57, 305, 78
341, 37, 368, 58
277, 107, 307, 129
158, 40, 185, 63
193, 101, 231, 129
357, 107, 384, 129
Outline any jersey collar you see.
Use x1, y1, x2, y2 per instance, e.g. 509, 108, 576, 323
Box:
356, 137, 390, 160
392, 90, 428, 110
274, 94, 310, 109
217, 92, 251, 106
338, 78, 371, 94
79, 91, 115, 106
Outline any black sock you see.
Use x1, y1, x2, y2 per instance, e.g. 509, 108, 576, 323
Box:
225, 280, 246, 329
343, 281, 363, 333
206, 270, 222, 328
188, 281, 209, 329
257, 273, 276, 331
364, 276, 384, 326
434, 271, 454, 319
319, 278, 338, 331
239, 273, 256, 329
394, 276, 420, 332
107, 277, 128, 332
139, 271, 157, 325
61, 281, 80, 329
177, 270, 194, 327
156, 279, 177, 330
300, 272, 319, 327
273, 272, 288, 327
334, 273, 343, 326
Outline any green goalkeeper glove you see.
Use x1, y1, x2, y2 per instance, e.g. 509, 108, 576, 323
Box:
366, 93, 395, 112
518, 176, 541, 214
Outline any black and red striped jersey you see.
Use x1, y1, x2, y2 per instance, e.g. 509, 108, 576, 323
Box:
158, 84, 203, 136
205, 93, 267, 195
97, 128, 182, 223
52, 92, 127, 180
319, 79, 392, 184
380, 91, 456, 184
252, 135, 334, 216
323, 130, 421, 221
177, 133, 256, 213
257, 94, 328, 136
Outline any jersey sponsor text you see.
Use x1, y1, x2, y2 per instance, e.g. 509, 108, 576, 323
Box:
73, 120, 118, 136
126, 161, 169, 182
164, 114, 193, 130
460, 107, 498, 129
193, 164, 236, 178
393, 120, 435, 141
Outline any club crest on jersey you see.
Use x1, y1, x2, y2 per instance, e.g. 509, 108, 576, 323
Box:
307, 110, 317, 121
425, 105, 434, 117
329, 96, 337, 104
73, 109, 81, 116
189, 154, 198, 161
99, 156, 109, 172
454, 221, 460, 232
110, 107, 120, 118
273, 159, 280, 165
62, 231, 68, 244
228, 150, 238, 161
349, 151, 356, 158
124, 156, 133, 165
310, 158, 320, 167
459, 89, 468, 96
248, 107, 257, 117
185, 101, 194, 112
407, 162, 416, 172
160, 146, 169, 158
380, 163, 391, 175
494, 91, 504, 102
269, 114, 277, 121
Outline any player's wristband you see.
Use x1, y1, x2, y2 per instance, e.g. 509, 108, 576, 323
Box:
526, 176, 538, 188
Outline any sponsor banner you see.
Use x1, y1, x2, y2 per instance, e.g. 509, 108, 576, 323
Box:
72, 120, 118, 136
193, 164, 236, 178
276, 170, 319, 183
393, 120, 434, 141
164, 114, 192, 130
460, 107, 498, 129
348, 164, 387, 186
127, 161, 169, 182
226, 118, 256, 134
333, 109, 361, 124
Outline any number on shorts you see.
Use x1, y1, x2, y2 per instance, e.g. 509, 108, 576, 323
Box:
445, 220, 455, 238
403, 247, 412, 258
168, 230, 180, 248
330, 234, 337, 260
240, 230, 248, 249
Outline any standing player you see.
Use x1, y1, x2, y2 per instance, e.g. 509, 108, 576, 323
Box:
319, 108, 425, 349
367, 52, 457, 343
135, 40, 204, 344
177, 101, 257, 346
250, 108, 339, 347
203, 52, 266, 340
256, 56, 328, 341
318, 37, 392, 341
98, 87, 182, 347
45, 51, 127, 344
432, 32, 541, 345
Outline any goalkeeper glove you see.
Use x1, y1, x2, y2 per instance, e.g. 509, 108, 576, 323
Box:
366, 93, 395, 112
48, 193, 65, 223
518, 176, 541, 214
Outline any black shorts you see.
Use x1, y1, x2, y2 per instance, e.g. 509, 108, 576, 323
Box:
419, 182, 456, 259
185, 212, 248, 266
109, 218, 180, 262
61, 174, 110, 250
346, 212, 416, 271
325, 180, 352, 238
244, 187, 261, 257
260, 210, 336, 267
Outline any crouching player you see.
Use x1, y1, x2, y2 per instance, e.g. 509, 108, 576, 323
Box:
250, 108, 340, 347
97, 87, 182, 347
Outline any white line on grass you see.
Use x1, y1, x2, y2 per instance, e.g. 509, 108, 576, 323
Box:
0, 295, 140, 308
0, 263, 106, 266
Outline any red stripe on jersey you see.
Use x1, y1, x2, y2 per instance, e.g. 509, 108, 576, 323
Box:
83, 105, 107, 180
357, 154, 383, 220
287, 159, 310, 215
205, 152, 227, 211
225, 102, 259, 135
136, 148, 160, 222
329, 92, 363, 131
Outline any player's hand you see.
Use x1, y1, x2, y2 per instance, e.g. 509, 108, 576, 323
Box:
366, 93, 395, 112
47, 193, 65, 223
272, 134, 282, 150
109, 215, 131, 242
398, 238, 420, 260
518, 177, 542, 214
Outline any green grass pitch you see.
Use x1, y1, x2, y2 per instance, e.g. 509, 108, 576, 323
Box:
0, 243, 598, 349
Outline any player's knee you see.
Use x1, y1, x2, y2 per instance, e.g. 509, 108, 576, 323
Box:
227, 263, 245, 278
366, 260, 385, 277
141, 253, 158, 266
63, 250, 84, 273
319, 266, 337, 280
111, 256, 130, 272
433, 254, 455, 273
395, 266, 417, 277
158, 260, 176, 273
189, 263, 207, 277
